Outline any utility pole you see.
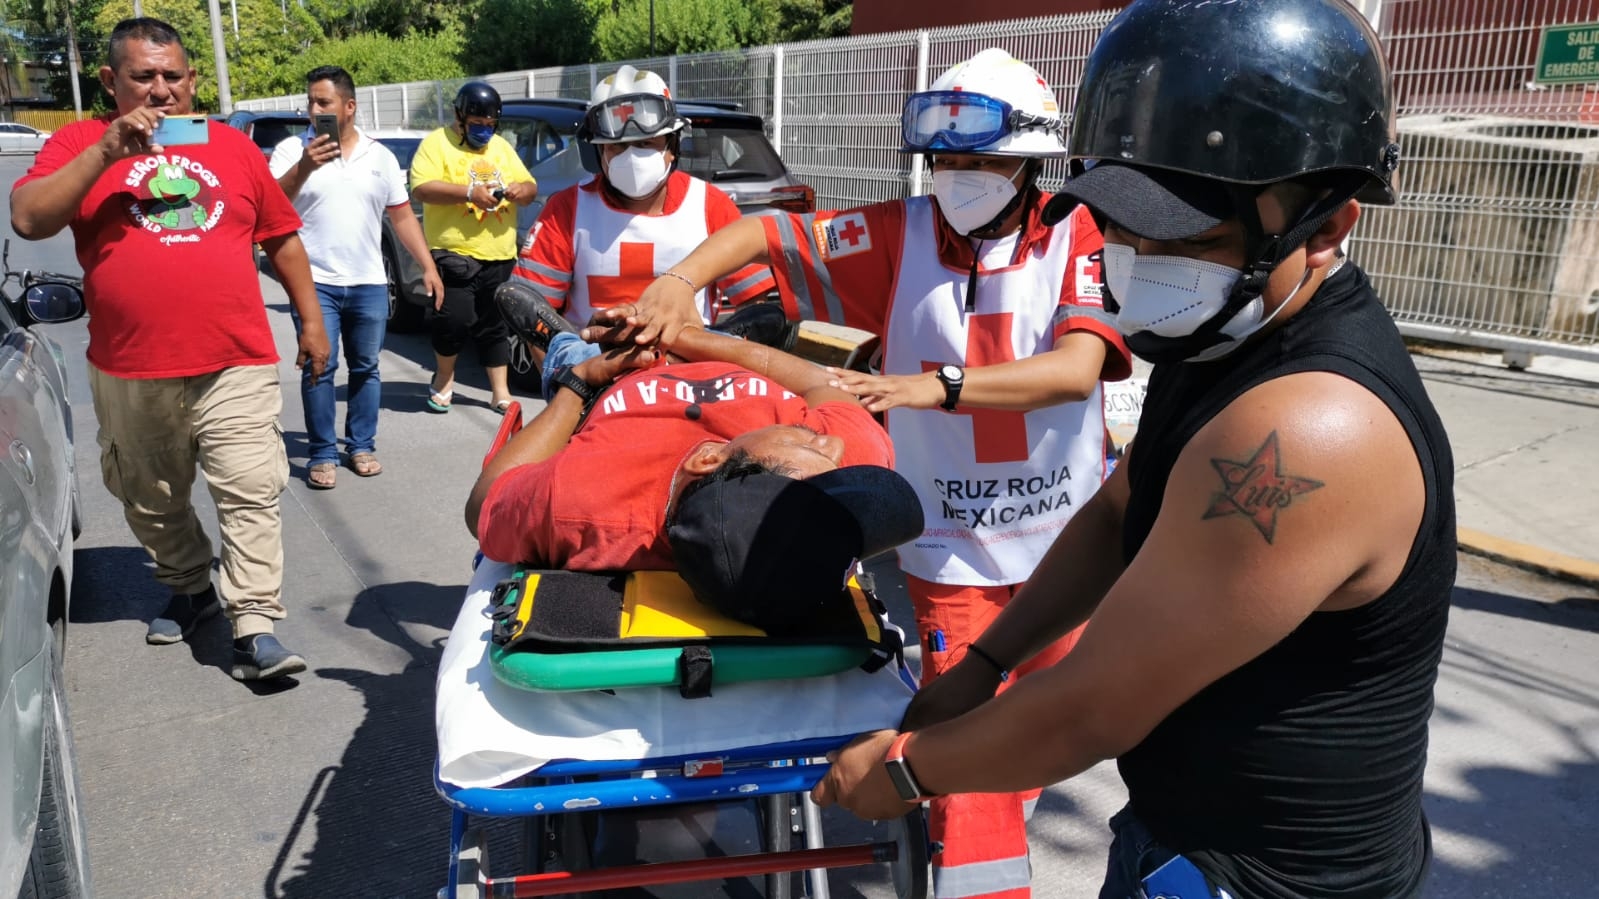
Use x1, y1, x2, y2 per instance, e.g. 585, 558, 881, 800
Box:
65, 4, 82, 114
206, 0, 234, 114
133, 0, 143, 15
649, 0, 656, 56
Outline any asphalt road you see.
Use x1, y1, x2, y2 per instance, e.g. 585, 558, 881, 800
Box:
4, 155, 1597, 898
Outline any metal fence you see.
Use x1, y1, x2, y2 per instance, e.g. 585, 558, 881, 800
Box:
239, 2, 1599, 360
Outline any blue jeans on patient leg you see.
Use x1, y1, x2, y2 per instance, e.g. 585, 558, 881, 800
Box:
294, 282, 388, 466
541, 332, 601, 401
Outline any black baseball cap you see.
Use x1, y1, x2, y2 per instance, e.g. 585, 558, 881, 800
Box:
667, 465, 924, 637
1042, 161, 1237, 240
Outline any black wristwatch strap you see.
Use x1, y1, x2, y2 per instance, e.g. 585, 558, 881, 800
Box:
551, 365, 600, 407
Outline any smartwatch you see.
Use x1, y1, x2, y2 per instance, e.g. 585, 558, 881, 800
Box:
883, 731, 934, 802
934, 364, 965, 412
550, 365, 600, 407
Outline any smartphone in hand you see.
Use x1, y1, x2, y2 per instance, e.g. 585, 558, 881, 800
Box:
150, 115, 210, 147
312, 114, 339, 143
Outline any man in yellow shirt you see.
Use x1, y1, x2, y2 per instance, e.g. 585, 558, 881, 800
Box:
409, 81, 538, 413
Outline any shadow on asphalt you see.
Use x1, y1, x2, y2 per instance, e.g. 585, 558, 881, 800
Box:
1452, 584, 1599, 634
266, 578, 470, 897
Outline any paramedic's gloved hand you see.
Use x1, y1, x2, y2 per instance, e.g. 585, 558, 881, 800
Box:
581, 273, 703, 350
811, 729, 919, 821
899, 653, 1005, 732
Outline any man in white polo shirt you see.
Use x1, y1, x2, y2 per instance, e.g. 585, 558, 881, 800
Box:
271, 65, 442, 489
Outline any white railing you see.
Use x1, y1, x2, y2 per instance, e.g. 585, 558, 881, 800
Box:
240, 2, 1599, 359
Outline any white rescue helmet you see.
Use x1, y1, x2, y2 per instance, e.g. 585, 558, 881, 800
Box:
584, 65, 688, 145
902, 48, 1068, 157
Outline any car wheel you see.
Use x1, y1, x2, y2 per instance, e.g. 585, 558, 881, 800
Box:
383, 244, 426, 335
18, 639, 91, 899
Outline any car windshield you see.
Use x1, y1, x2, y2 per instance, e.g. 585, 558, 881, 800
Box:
677, 126, 786, 183
378, 138, 422, 171
254, 118, 307, 150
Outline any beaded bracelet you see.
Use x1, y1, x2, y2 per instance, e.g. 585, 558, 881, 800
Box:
965, 643, 1010, 682
661, 270, 696, 291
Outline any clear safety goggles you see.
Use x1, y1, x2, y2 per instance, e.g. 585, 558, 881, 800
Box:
901, 90, 1062, 152
585, 92, 681, 142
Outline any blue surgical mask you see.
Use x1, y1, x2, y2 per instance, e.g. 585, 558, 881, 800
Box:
465, 124, 496, 149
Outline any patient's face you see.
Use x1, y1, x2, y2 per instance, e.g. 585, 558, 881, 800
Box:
726, 425, 844, 479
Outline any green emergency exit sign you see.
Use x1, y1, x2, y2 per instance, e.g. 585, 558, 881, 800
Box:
1536, 23, 1599, 85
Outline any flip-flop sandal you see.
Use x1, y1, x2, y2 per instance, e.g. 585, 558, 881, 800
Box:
307, 462, 337, 490
349, 453, 383, 477
492, 399, 513, 415
427, 386, 453, 413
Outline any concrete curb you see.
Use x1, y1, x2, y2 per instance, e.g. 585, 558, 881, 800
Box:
1457, 527, 1599, 588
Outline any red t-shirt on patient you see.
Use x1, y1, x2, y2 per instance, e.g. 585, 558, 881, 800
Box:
477, 360, 893, 570
17, 117, 302, 378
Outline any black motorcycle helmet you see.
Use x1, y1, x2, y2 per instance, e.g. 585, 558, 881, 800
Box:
454, 82, 502, 149
1045, 0, 1401, 363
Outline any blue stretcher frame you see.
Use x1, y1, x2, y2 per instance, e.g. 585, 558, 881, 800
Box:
434, 733, 924, 899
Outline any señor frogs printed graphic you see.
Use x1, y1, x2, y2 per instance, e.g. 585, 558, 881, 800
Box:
123, 153, 226, 238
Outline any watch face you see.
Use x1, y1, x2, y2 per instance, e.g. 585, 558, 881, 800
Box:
884, 758, 922, 802
939, 364, 963, 383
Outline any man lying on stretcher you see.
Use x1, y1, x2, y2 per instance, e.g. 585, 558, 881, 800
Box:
464, 300, 923, 635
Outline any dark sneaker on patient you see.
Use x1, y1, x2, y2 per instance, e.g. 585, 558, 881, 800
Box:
231, 634, 307, 681
146, 586, 221, 644
496, 279, 576, 352
713, 302, 799, 353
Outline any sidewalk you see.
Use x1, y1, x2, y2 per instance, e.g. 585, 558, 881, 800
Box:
1116, 348, 1599, 584
1411, 347, 1599, 583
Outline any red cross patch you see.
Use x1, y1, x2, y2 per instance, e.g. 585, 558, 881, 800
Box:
815, 212, 872, 261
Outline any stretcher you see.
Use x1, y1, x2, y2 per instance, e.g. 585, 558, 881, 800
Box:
436, 405, 930, 898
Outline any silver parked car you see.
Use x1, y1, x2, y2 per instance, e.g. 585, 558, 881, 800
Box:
0, 241, 91, 899
0, 123, 51, 154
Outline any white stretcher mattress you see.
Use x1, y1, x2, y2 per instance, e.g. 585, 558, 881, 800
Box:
436, 560, 917, 789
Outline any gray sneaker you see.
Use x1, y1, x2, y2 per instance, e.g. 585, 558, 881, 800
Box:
230, 634, 307, 681
146, 587, 221, 645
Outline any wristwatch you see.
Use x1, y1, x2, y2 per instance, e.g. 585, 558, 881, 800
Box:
550, 365, 600, 407
883, 731, 934, 802
934, 364, 964, 412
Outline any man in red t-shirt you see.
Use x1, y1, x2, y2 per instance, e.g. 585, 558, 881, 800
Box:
10, 17, 331, 682
466, 326, 894, 581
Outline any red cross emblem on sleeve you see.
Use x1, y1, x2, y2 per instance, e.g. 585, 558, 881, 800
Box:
923, 312, 1030, 464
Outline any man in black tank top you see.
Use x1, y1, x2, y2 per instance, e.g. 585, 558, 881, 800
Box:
811, 2, 1457, 897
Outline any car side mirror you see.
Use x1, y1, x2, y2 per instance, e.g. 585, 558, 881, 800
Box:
23, 282, 86, 325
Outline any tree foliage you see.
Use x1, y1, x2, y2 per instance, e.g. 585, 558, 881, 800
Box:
276, 30, 465, 92
776, 0, 851, 43
595, 0, 778, 60
463, 0, 600, 74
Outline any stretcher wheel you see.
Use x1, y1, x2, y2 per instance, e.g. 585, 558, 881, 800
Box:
456, 826, 488, 899
893, 807, 930, 899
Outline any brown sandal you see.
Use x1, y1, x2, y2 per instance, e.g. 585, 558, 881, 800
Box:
349, 453, 383, 477
307, 462, 337, 489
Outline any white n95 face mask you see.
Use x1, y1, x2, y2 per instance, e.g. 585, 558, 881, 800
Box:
932, 167, 1020, 235
606, 146, 670, 198
1100, 243, 1305, 363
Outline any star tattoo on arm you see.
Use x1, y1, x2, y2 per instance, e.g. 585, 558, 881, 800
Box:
1202, 431, 1324, 544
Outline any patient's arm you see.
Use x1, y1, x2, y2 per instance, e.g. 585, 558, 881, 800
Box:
667, 327, 857, 409
465, 346, 657, 537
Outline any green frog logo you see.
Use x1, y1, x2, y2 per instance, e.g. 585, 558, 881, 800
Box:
124, 155, 225, 238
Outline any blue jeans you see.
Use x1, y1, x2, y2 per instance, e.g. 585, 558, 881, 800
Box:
541, 332, 601, 401
293, 282, 387, 465
1099, 806, 1232, 899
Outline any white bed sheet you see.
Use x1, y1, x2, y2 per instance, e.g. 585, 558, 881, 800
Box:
436, 560, 916, 789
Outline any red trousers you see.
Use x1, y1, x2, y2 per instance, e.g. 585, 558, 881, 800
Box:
904, 573, 1085, 899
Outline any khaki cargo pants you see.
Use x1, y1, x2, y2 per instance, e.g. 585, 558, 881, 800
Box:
88, 362, 290, 638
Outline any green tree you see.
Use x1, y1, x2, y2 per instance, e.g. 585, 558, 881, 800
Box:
271, 29, 465, 102
595, 0, 777, 60
463, 0, 600, 73
776, 0, 850, 43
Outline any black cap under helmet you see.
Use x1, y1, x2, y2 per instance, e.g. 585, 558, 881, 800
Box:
1069, 0, 1400, 204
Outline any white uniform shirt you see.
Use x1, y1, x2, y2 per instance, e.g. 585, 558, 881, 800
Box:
270, 129, 409, 286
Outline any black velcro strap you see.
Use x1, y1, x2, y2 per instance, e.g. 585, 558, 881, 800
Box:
677, 646, 714, 699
